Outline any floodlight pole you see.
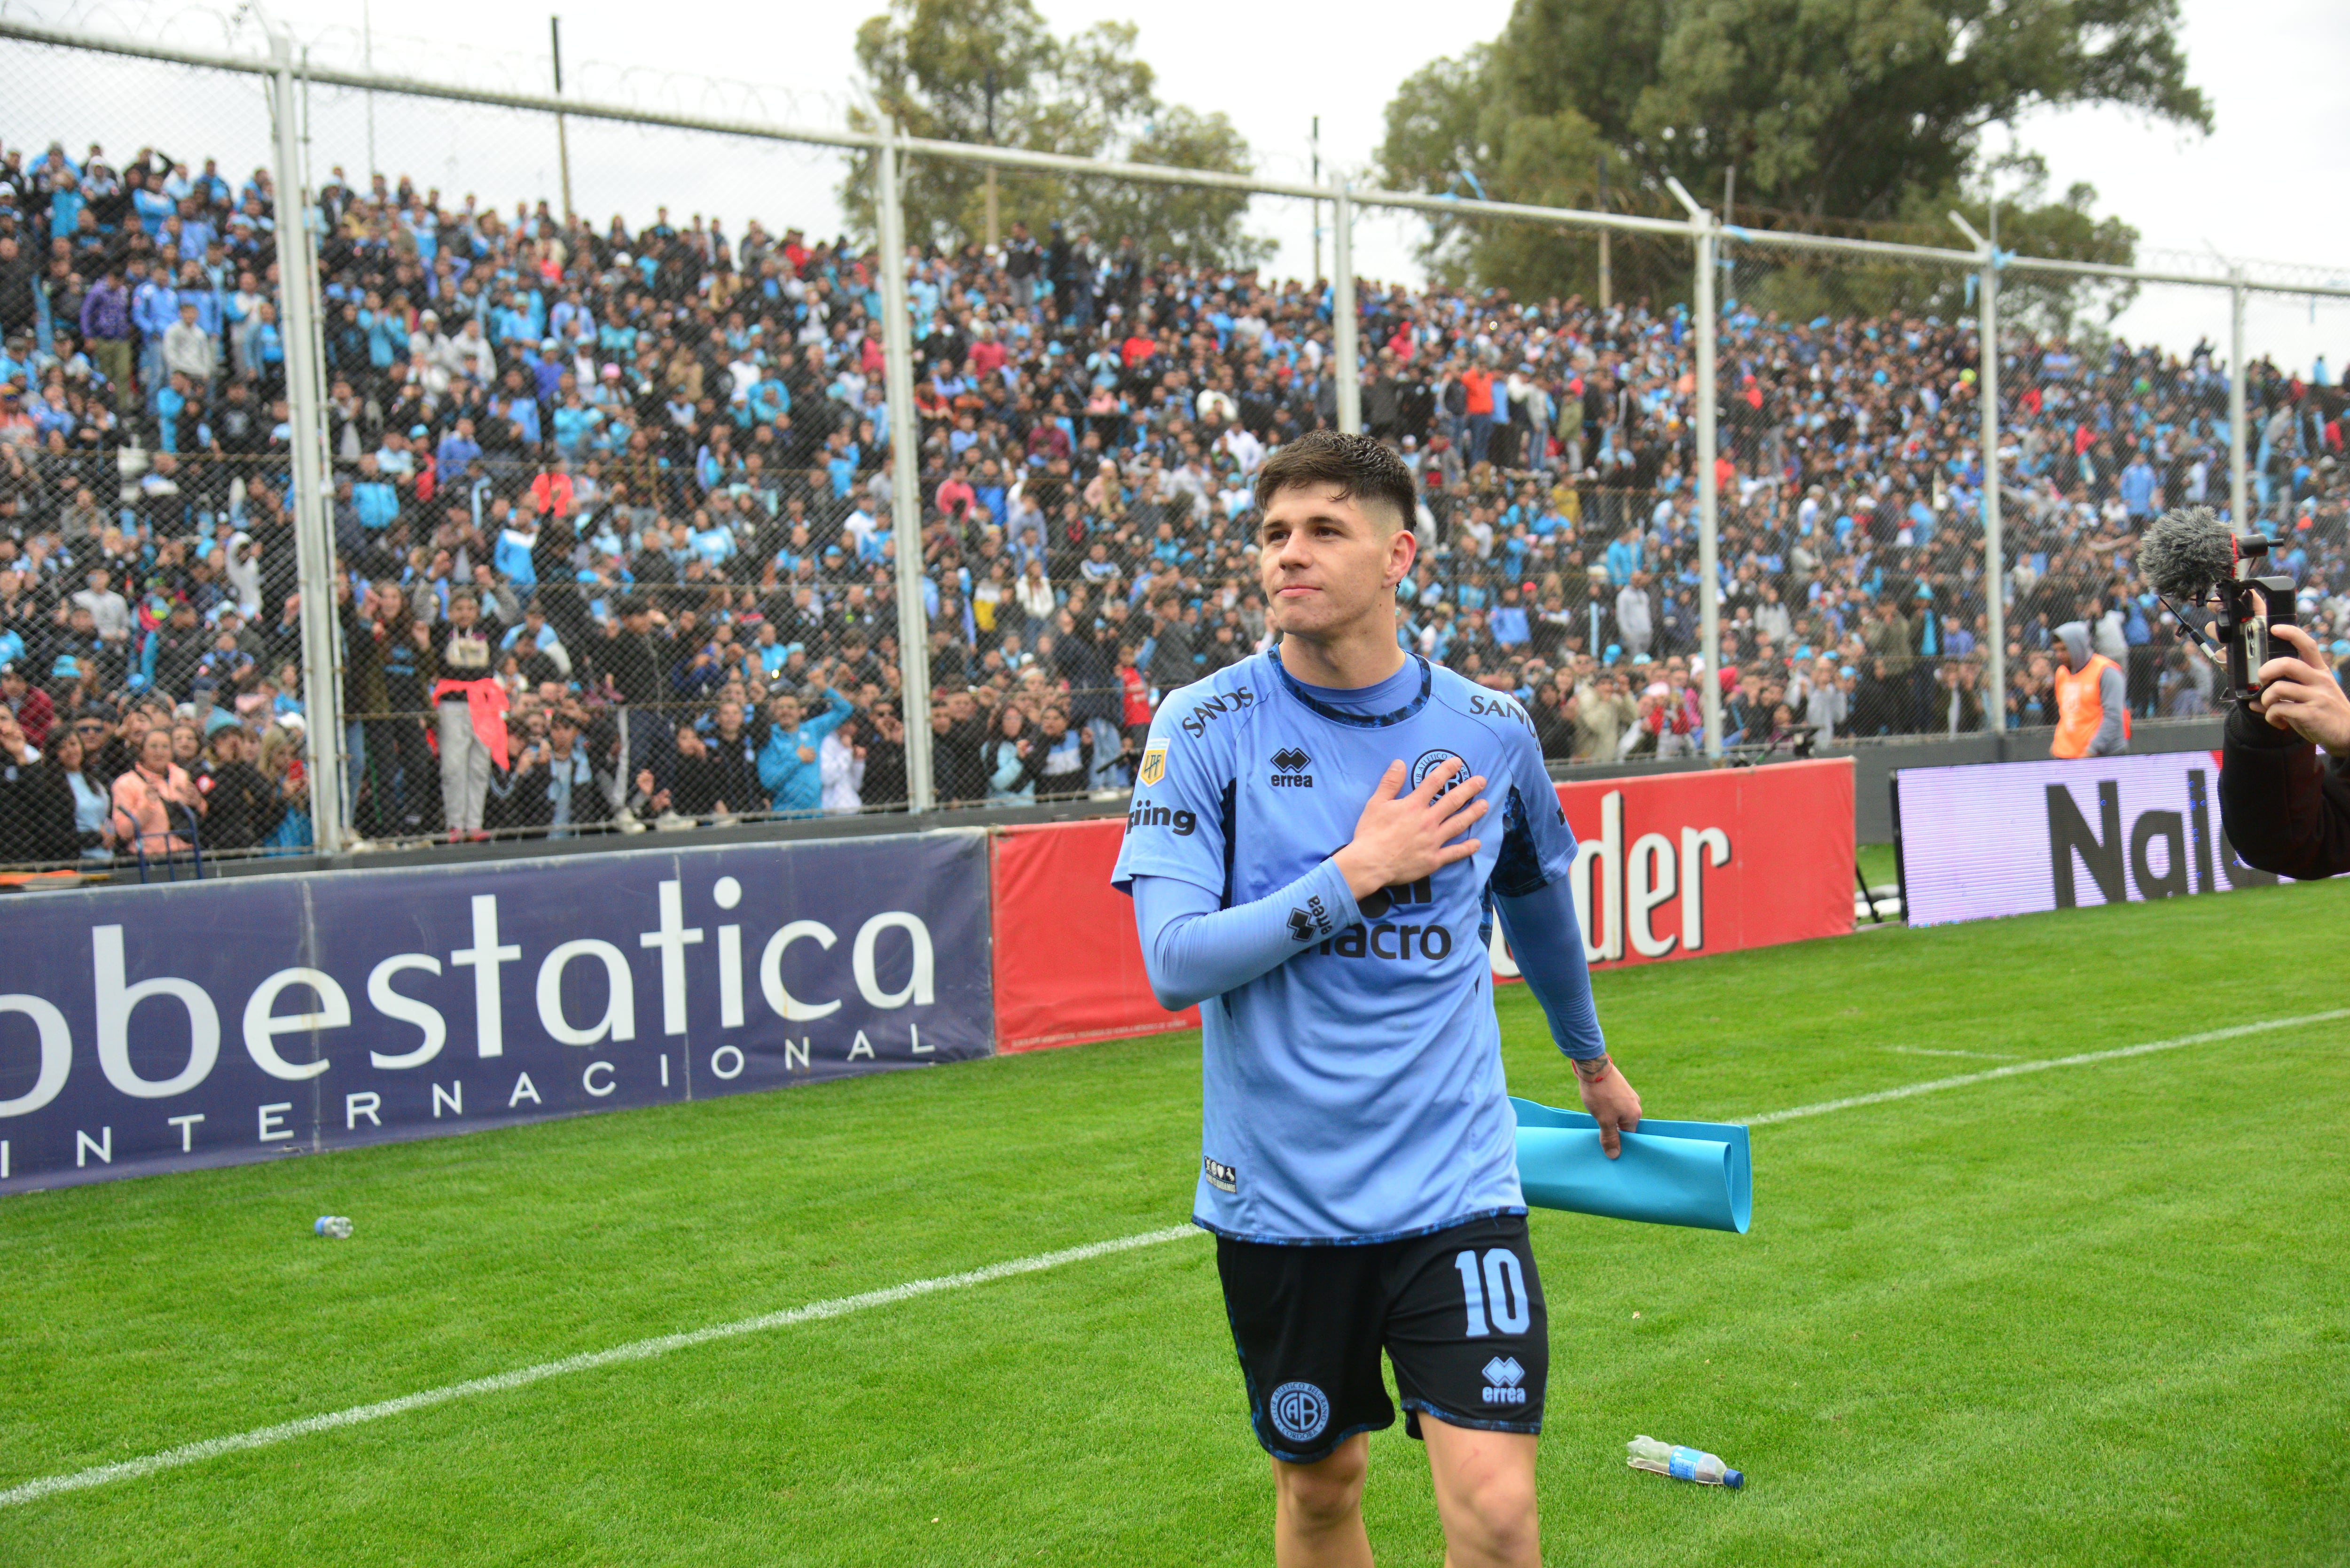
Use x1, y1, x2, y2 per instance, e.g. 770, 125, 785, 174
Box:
874, 124, 934, 814
1310, 117, 1322, 284
1668, 176, 1722, 759
550, 16, 574, 221
983, 69, 999, 251
2228, 266, 2250, 530
1333, 179, 1360, 435
1952, 210, 2004, 719
267, 27, 347, 853
1596, 155, 1611, 311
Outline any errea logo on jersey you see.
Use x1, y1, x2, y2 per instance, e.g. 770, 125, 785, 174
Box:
1270, 747, 1314, 788
1287, 895, 1335, 942
1482, 1356, 1528, 1405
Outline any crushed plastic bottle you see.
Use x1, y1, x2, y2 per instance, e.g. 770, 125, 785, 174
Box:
313, 1216, 353, 1239
1627, 1435, 1742, 1489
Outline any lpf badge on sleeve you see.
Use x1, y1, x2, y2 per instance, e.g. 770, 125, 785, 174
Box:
1137, 742, 1167, 787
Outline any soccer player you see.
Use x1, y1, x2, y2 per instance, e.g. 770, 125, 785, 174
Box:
1112, 431, 1638, 1567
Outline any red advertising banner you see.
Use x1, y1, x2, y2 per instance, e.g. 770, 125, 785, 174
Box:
990, 758, 1853, 1053
1509, 758, 1855, 975
991, 820, 1200, 1053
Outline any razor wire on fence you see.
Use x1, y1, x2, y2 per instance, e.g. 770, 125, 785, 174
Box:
0, 10, 2347, 885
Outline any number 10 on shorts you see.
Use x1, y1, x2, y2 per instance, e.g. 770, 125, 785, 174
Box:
1454, 1248, 1531, 1336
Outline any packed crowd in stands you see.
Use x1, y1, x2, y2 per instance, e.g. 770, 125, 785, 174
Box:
0, 133, 2347, 868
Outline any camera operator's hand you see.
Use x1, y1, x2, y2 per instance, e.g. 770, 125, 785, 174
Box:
2252, 623, 2350, 752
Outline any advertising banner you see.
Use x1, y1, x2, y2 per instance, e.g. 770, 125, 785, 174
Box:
1896, 750, 2278, 926
1000, 760, 1855, 1053
1505, 759, 1856, 973
0, 832, 992, 1193
991, 821, 1199, 1053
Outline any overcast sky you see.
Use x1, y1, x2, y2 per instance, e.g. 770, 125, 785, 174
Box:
18, 0, 2348, 372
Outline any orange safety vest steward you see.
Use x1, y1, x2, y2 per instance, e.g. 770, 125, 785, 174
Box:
2051, 652, 2130, 758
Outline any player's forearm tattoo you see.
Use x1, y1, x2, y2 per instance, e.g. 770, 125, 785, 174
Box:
1572, 1053, 1612, 1082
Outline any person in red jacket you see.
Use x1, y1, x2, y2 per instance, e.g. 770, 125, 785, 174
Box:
2, 662, 53, 748
1460, 362, 1496, 463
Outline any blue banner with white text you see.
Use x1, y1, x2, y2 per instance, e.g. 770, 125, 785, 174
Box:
0, 831, 993, 1192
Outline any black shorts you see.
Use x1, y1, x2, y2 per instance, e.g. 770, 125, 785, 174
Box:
1215, 1212, 1547, 1464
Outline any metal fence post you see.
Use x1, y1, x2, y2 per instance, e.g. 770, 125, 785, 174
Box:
1981, 247, 2005, 723
874, 125, 934, 814
1332, 180, 1360, 435
2227, 268, 2250, 530
1673, 182, 1723, 759
1974, 224, 2006, 719
268, 29, 347, 854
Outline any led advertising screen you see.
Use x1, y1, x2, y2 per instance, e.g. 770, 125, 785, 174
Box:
1895, 750, 2281, 927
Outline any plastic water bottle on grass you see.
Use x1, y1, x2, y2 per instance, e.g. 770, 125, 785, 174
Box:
1627, 1435, 1742, 1489
313, 1216, 352, 1239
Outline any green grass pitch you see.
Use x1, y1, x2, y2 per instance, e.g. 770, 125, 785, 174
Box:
4, 878, 2348, 1566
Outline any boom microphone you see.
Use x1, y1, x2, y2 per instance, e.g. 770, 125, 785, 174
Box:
2137, 504, 2296, 699
2138, 505, 2238, 605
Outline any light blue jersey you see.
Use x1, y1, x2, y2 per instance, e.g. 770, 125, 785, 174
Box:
1112, 651, 1586, 1244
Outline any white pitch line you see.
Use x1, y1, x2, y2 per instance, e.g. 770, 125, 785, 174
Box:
1883, 1046, 2021, 1061
1748, 1009, 2350, 1127
11, 1006, 2349, 1511
0, 1224, 1200, 1510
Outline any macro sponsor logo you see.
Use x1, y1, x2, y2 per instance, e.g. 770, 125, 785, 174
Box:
1270, 747, 1315, 788
1316, 921, 1452, 961
1127, 802, 1198, 837
1179, 685, 1255, 738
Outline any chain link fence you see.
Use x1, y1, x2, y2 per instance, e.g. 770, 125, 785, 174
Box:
1711, 235, 1986, 753
312, 86, 900, 849
0, 37, 297, 880
1331, 196, 1707, 771
2, 10, 2346, 885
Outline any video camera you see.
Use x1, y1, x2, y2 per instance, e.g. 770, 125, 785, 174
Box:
2138, 505, 2299, 701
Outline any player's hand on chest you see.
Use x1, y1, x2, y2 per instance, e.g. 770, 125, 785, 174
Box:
1241, 726, 1496, 874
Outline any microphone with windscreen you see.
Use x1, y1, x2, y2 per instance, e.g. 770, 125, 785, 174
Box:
2138, 505, 2296, 700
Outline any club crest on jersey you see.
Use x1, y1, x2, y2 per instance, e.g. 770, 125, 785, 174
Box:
1410, 748, 1469, 799
1137, 742, 1167, 787
1270, 746, 1314, 788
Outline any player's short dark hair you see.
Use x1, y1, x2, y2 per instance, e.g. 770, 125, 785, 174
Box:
1254, 431, 1416, 534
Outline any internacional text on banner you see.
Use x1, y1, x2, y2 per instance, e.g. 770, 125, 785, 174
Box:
0, 832, 993, 1193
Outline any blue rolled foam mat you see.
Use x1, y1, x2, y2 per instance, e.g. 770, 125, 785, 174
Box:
1510, 1097, 1752, 1234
